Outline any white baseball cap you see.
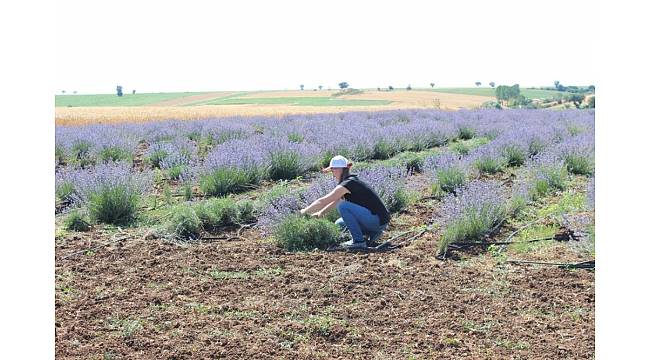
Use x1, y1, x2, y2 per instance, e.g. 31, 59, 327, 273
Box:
322, 155, 351, 172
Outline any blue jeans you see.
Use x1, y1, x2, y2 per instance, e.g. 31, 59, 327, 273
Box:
335, 200, 388, 243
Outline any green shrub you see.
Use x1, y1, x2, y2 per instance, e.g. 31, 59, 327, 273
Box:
439, 203, 507, 254
532, 179, 550, 201
236, 199, 256, 224
502, 145, 526, 167
437, 167, 466, 193
87, 185, 140, 225
146, 149, 168, 169
167, 165, 185, 180
194, 197, 240, 230
182, 182, 193, 201
55, 145, 66, 166
98, 146, 131, 163
163, 183, 173, 205
397, 153, 424, 173
372, 139, 397, 160
474, 157, 505, 174
387, 188, 410, 213
273, 215, 340, 251
430, 182, 446, 199
458, 127, 475, 140
56, 181, 75, 204
70, 141, 95, 168
168, 205, 201, 240
564, 154, 594, 176
287, 133, 304, 143
198, 135, 215, 158
200, 168, 254, 196
64, 211, 91, 232
187, 131, 201, 141
528, 139, 545, 157
268, 151, 304, 180
508, 194, 528, 217
480, 101, 502, 109
450, 142, 471, 155
405, 156, 423, 173
531, 165, 568, 199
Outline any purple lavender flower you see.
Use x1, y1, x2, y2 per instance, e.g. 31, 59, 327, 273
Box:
437, 180, 508, 253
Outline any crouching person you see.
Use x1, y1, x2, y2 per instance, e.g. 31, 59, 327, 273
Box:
299, 155, 390, 249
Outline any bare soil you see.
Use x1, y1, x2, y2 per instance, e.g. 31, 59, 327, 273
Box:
55, 174, 595, 359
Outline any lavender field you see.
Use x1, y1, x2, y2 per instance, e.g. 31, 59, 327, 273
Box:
55, 109, 596, 358
55, 109, 594, 252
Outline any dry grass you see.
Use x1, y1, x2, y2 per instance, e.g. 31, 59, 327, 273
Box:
55, 104, 410, 125
54, 90, 493, 125
340, 90, 493, 108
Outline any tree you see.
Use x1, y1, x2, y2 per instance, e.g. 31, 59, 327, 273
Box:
61, 90, 66, 95
318, 85, 323, 91
338, 82, 349, 89
116, 85, 123, 97
73, 90, 77, 95
388, 85, 394, 91
554, 80, 560, 89
300, 84, 304, 91
481, 101, 502, 109
406, 84, 412, 90
377, 87, 381, 91
430, 82, 435, 88
475, 82, 482, 87
564, 93, 585, 108
495, 84, 521, 104
489, 82, 495, 88
508, 95, 533, 109
587, 96, 595, 108
132, 90, 136, 95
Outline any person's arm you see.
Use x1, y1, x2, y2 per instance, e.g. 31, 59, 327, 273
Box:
313, 198, 342, 218
300, 185, 349, 215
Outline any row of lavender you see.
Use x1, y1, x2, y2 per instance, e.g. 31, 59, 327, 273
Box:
56, 110, 594, 245
55, 109, 470, 206
430, 121, 595, 256
56, 109, 592, 197
256, 110, 594, 251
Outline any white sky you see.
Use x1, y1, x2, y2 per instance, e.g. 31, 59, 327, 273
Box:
56, 0, 595, 94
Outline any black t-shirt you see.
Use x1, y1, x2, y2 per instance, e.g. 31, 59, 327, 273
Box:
339, 174, 391, 225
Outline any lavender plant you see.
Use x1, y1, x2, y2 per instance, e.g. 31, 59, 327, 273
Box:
356, 166, 409, 213
167, 205, 201, 240
437, 180, 508, 254
467, 145, 507, 174
423, 154, 467, 195
66, 162, 152, 225
527, 153, 569, 200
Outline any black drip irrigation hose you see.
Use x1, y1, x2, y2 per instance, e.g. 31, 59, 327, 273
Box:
506, 259, 595, 269
447, 228, 580, 249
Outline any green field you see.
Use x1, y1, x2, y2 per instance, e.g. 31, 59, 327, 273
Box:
202, 97, 392, 106
55, 92, 204, 107
427, 87, 568, 99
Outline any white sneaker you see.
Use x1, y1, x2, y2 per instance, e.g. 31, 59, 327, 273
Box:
340, 239, 368, 249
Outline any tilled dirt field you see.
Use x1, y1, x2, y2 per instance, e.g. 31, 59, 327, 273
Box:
55, 217, 595, 359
